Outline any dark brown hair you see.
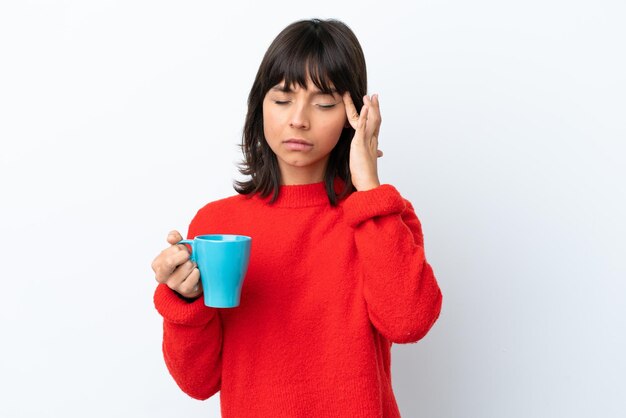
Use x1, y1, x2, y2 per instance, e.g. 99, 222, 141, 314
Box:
234, 18, 367, 205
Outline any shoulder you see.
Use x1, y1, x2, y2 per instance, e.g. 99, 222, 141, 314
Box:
194, 193, 251, 218
186, 193, 257, 237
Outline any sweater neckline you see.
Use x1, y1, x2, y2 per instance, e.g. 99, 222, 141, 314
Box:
256, 179, 346, 208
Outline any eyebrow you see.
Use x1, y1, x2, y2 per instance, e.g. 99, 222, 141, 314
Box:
270, 84, 338, 96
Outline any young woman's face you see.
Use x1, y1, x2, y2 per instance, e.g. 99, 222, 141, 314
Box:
262, 78, 348, 184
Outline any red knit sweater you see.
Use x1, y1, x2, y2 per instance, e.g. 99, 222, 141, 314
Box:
154, 182, 442, 417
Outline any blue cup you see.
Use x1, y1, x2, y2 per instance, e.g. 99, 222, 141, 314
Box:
178, 234, 252, 308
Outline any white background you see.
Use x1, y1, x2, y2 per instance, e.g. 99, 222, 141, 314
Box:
1, 1, 625, 417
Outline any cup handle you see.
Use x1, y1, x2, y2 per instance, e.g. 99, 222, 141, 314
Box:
177, 239, 196, 263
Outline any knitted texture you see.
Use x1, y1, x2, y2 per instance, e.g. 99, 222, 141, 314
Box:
154, 182, 442, 417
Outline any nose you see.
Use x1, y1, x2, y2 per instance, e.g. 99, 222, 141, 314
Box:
289, 103, 309, 129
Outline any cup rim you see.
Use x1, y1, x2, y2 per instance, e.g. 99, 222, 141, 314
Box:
194, 234, 251, 242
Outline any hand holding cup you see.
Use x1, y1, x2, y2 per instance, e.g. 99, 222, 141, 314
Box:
151, 230, 202, 299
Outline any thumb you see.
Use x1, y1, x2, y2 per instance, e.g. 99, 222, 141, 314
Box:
167, 230, 183, 245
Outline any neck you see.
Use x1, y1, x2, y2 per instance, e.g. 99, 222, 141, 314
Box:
279, 164, 326, 185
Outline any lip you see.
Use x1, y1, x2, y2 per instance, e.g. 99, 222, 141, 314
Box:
283, 138, 313, 151
283, 138, 313, 145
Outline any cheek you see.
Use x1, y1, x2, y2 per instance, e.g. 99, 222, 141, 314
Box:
262, 104, 278, 139
319, 114, 347, 141
263, 103, 289, 134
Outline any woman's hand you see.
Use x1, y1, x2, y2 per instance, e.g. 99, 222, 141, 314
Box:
343, 93, 383, 191
151, 230, 203, 299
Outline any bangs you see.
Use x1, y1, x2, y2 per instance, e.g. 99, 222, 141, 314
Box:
265, 31, 350, 94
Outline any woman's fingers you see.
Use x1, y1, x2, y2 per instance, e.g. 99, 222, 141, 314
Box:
357, 103, 369, 133
151, 230, 203, 299
152, 230, 191, 284
153, 247, 190, 283
177, 265, 202, 297
344, 92, 383, 159
343, 92, 359, 130
363, 95, 381, 146
168, 259, 196, 286
369, 94, 382, 139
347, 93, 383, 191
167, 230, 183, 245
343, 92, 382, 136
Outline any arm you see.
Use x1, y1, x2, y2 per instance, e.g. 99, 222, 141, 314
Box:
152, 212, 223, 399
344, 184, 443, 344
154, 284, 222, 400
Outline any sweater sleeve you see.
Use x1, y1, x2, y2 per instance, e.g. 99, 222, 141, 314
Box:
154, 284, 222, 399
153, 210, 223, 400
343, 184, 443, 344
